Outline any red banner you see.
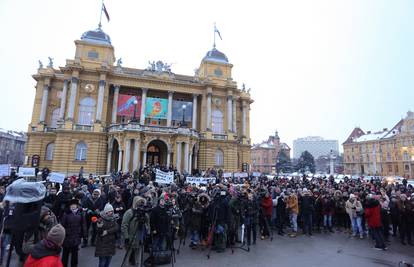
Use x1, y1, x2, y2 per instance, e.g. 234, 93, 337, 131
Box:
117, 94, 141, 117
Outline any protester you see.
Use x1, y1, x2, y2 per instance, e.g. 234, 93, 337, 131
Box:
24, 224, 66, 267
95, 203, 118, 267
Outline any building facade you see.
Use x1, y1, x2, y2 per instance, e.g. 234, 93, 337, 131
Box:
293, 136, 339, 159
0, 129, 26, 166
343, 111, 414, 178
251, 131, 290, 173
25, 27, 253, 175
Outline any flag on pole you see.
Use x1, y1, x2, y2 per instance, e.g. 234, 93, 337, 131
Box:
214, 25, 222, 40
102, 3, 110, 22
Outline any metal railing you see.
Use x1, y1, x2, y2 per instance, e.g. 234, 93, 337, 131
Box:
73, 124, 93, 131
107, 123, 199, 138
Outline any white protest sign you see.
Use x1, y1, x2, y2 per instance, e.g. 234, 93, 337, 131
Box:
155, 169, 174, 184
223, 172, 232, 178
252, 172, 261, 177
48, 172, 66, 183
18, 167, 36, 177
0, 164, 11, 177
186, 177, 216, 185
234, 172, 248, 178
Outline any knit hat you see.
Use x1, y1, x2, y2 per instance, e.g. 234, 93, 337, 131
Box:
103, 203, 114, 213
349, 194, 355, 199
46, 224, 66, 246
93, 189, 101, 195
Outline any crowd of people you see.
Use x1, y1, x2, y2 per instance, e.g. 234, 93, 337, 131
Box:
0, 165, 413, 267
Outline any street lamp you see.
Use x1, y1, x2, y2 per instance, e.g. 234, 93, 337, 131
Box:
132, 98, 138, 122
181, 104, 186, 127
6, 150, 10, 164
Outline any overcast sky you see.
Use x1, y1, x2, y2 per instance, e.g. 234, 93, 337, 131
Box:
1, 0, 413, 151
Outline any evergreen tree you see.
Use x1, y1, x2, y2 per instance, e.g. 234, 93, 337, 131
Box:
276, 150, 292, 173
296, 150, 315, 173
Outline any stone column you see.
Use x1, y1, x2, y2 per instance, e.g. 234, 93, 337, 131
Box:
189, 153, 193, 174
95, 80, 106, 122
167, 91, 173, 127
124, 139, 131, 172
117, 149, 122, 172
111, 85, 120, 124
206, 93, 212, 130
184, 142, 189, 173
67, 77, 78, 121
133, 139, 140, 171
142, 150, 147, 167
232, 99, 237, 133
39, 84, 50, 123
242, 100, 247, 137
227, 95, 233, 132
140, 88, 148, 125
167, 150, 171, 167
106, 150, 112, 173
176, 142, 182, 173
192, 94, 198, 129
59, 79, 69, 120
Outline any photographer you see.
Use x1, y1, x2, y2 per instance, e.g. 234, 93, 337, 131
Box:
121, 196, 149, 266
150, 195, 170, 252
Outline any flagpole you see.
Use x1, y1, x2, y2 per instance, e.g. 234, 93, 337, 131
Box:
98, 0, 104, 28
213, 22, 216, 48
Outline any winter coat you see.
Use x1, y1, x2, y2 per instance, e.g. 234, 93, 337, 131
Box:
24, 240, 63, 267
345, 199, 363, 218
276, 197, 286, 217
82, 196, 105, 219
286, 195, 299, 215
301, 195, 315, 215
321, 197, 335, 216
121, 208, 149, 248
150, 206, 170, 235
364, 199, 382, 228
60, 209, 86, 247
112, 201, 126, 225
261, 196, 273, 217
190, 201, 203, 231
53, 192, 73, 219
94, 214, 118, 257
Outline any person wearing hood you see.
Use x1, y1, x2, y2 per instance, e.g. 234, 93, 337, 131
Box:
150, 196, 170, 252
95, 203, 118, 267
61, 199, 86, 267
364, 194, 386, 250
122, 196, 149, 266
24, 224, 66, 267
53, 186, 73, 221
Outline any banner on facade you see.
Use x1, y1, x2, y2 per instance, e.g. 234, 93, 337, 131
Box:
155, 169, 174, 184
18, 167, 36, 177
172, 100, 193, 122
48, 172, 66, 184
223, 172, 232, 178
0, 164, 11, 177
234, 172, 249, 178
186, 177, 216, 185
145, 98, 168, 119
117, 95, 141, 117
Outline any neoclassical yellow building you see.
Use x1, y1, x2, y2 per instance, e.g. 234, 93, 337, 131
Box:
25, 26, 253, 175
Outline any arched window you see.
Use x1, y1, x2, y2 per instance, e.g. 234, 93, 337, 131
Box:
78, 97, 96, 125
75, 142, 88, 161
212, 109, 223, 134
45, 143, 54, 160
50, 108, 60, 128
215, 149, 224, 167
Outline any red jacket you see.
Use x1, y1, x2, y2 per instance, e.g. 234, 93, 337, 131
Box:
261, 196, 273, 217
24, 255, 63, 267
364, 199, 382, 228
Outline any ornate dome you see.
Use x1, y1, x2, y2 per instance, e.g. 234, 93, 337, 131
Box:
81, 27, 111, 45
203, 47, 229, 63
